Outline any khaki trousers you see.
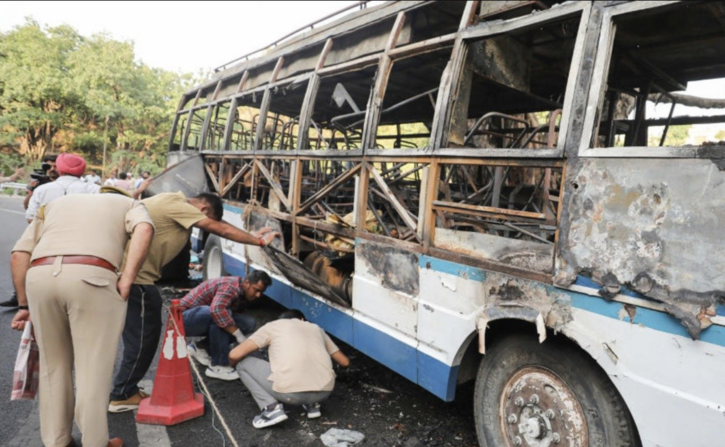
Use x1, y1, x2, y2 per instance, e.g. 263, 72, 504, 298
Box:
27, 262, 127, 447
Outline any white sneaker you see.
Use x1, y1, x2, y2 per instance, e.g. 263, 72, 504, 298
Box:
205, 365, 239, 381
188, 342, 211, 367
253, 403, 288, 428
303, 403, 322, 419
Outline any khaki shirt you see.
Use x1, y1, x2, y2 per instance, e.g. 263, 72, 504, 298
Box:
249, 319, 340, 394
130, 192, 206, 285
13, 194, 153, 268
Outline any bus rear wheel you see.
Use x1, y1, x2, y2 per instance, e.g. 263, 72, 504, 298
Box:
202, 235, 225, 280
473, 334, 639, 447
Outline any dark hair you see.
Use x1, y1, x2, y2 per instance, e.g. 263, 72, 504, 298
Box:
278, 309, 305, 321
43, 154, 57, 162
246, 270, 272, 288
194, 193, 223, 221
119, 172, 127, 180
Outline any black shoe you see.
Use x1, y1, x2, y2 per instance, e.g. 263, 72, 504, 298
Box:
0, 295, 18, 308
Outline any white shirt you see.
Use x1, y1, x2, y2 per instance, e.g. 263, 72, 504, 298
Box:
84, 174, 101, 185
26, 175, 101, 220
103, 178, 117, 186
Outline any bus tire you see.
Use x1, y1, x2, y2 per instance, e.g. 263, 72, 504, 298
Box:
473, 333, 639, 447
202, 235, 226, 281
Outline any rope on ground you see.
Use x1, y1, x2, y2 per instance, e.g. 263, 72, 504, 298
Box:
166, 303, 239, 447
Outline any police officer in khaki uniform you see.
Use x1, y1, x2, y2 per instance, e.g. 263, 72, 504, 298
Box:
10, 193, 155, 447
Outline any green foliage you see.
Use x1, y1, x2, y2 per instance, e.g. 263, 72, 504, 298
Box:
0, 152, 26, 176
648, 125, 693, 147
664, 125, 692, 146
0, 19, 199, 174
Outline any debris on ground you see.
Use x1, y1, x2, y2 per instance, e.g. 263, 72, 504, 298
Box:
361, 383, 393, 394
320, 428, 365, 446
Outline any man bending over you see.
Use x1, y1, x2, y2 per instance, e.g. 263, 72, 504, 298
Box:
229, 309, 350, 428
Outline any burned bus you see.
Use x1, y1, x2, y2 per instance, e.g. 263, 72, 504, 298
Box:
164, 1, 725, 446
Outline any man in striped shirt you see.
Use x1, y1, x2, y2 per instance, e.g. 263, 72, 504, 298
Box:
180, 271, 272, 380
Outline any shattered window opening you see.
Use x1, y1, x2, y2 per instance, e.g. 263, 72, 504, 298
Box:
205, 101, 231, 151
589, 1, 725, 151
229, 94, 263, 151
259, 79, 309, 151
374, 48, 452, 150
305, 66, 377, 151
433, 161, 562, 274
183, 108, 208, 151
450, 12, 581, 151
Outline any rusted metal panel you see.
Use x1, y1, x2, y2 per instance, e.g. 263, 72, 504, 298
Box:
555, 158, 725, 339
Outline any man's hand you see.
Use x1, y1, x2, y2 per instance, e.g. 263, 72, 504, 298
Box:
229, 338, 260, 367
117, 278, 132, 301
132, 178, 152, 199
11, 167, 24, 181
11, 309, 30, 331
253, 227, 281, 246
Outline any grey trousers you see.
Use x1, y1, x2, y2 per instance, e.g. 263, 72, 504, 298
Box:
236, 357, 331, 410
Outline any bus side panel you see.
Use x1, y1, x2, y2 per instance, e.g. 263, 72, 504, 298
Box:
563, 290, 725, 447
556, 158, 725, 339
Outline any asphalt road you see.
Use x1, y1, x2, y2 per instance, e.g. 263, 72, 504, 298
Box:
0, 195, 480, 447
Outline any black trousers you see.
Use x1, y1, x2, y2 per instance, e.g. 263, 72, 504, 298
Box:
110, 284, 163, 401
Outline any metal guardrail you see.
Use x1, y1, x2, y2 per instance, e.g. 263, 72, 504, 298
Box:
0, 182, 28, 193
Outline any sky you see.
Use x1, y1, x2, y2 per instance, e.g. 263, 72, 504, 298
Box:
0, 1, 377, 75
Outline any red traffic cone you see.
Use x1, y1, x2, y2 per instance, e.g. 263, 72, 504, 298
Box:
136, 299, 204, 425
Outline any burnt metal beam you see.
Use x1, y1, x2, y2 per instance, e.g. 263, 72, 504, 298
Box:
254, 159, 292, 211
297, 163, 362, 215
221, 162, 252, 197
368, 162, 419, 239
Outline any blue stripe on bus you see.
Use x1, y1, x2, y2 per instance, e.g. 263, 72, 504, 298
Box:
418, 355, 459, 401
222, 203, 243, 214
352, 319, 418, 383
420, 255, 725, 346
568, 289, 725, 347
420, 255, 487, 282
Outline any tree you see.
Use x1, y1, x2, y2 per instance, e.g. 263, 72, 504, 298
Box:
0, 20, 198, 175
0, 19, 83, 161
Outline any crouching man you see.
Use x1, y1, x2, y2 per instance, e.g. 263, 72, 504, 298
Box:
229, 309, 350, 428
180, 271, 271, 380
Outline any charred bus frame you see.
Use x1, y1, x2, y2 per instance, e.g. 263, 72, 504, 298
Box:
166, 2, 725, 446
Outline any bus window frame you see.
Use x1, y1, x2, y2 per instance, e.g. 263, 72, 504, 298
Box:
441, 0, 591, 159
576, 0, 719, 158
181, 105, 210, 151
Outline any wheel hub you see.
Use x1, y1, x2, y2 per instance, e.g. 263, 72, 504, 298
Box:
500, 367, 587, 447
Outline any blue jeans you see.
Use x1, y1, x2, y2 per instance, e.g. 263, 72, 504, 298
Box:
182, 306, 255, 366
